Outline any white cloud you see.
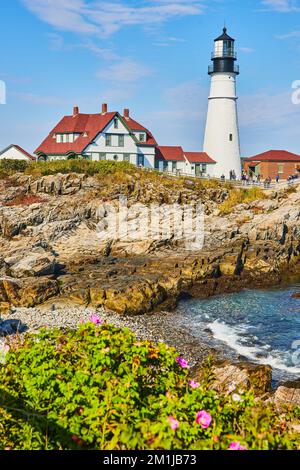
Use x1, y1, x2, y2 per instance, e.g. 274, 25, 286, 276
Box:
47, 33, 64, 50
276, 30, 300, 39
12, 92, 65, 106
22, 0, 206, 37
22, 0, 98, 33
97, 58, 153, 82
239, 47, 254, 53
142, 80, 208, 149
142, 79, 300, 153
261, 0, 300, 12
239, 90, 300, 127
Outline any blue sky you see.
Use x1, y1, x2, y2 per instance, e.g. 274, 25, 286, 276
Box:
1, 0, 300, 156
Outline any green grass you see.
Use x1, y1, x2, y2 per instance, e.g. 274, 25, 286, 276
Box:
219, 187, 267, 215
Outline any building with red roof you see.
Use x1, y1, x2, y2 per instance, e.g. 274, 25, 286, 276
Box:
35, 104, 157, 168
0, 144, 35, 161
243, 150, 300, 180
34, 103, 217, 176
155, 147, 216, 176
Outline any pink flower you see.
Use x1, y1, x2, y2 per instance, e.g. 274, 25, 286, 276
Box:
71, 435, 83, 445
176, 356, 189, 369
168, 416, 179, 431
229, 441, 247, 451
189, 380, 200, 389
90, 314, 102, 325
195, 410, 212, 429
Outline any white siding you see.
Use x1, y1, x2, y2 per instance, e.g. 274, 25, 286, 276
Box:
0, 146, 33, 161
84, 118, 155, 168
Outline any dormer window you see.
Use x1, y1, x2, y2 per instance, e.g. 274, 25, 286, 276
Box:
56, 133, 81, 143
139, 133, 146, 142
114, 117, 118, 129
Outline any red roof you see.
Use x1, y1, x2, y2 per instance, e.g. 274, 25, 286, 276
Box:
184, 152, 216, 164
0, 144, 35, 161
244, 150, 300, 162
156, 146, 186, 162
35, 112, 117, 155
123, 117, 157, 146
35, 111, 157, 156
14, 145, 35, 161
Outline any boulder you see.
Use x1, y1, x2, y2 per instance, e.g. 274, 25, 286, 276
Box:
20, 278, 60, 307
191, 360, 272, 396
274, 380, 300, 408
292, 292, 300, 299
9, 253, 62, 278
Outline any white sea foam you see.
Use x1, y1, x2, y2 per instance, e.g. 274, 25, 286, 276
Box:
207, 320, 300, 375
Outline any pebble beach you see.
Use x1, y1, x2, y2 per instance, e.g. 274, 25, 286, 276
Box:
0, 303, 214, 366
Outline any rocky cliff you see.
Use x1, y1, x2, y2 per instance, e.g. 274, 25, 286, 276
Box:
0, 171, 299, 314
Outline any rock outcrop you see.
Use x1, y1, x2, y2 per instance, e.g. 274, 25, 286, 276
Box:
0, 172, 300, 314
274, 380, 300, 408
191, 360, 272, 396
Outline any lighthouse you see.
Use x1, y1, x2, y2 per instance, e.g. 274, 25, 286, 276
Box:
203, 28, 242, 180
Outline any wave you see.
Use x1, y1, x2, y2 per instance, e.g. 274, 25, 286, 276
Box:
207, 320, 300, 375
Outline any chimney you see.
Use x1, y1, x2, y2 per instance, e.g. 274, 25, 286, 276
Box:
73, 106, 79, 116
102, 103, 108, 114
123, 108, 130, 119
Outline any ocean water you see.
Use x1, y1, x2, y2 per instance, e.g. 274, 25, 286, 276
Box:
175, 283, 300, 383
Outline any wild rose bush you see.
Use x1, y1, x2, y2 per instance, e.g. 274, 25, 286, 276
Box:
0, 323, 299, 450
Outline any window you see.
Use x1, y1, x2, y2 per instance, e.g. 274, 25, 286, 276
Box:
114, 117, 118, 129
118, 135, 124, 147
137, 155, 144, 166
92, 152, 100, 160
105, 134, 112, 146
278, 163, 284, 174
229, 134, 233, 142
56, 134, 62, 143
172, 162, 177, 172
113, 155, 118, 161
100, 153, 106, 161
201, 163, 207, 173
124, 154, 130, 162
139, 133, 146, 142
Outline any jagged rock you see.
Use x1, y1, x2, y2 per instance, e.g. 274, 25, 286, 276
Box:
0, 319, 25, 336
292, 292, 300, 298
0, 173, 299, 313
0, 278, 21, 312
274, 380, 300, 408
20, 278, 60, 307
9, 253, 62, 278
191, 361, 272, 396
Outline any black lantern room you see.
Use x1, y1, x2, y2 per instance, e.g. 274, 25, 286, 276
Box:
208, 28, 239, 75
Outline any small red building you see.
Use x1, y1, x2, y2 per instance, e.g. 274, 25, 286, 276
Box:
243, 150, 300, 180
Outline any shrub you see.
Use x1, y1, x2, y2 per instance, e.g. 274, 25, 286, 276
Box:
24, 160, 137, 177
0, 159, 29, 176
0, 324, 299, 450
219, 187, 267, 215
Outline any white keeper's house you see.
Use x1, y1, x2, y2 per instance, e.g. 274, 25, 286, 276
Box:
35, 104, 216, 177
0, 144, 35, 161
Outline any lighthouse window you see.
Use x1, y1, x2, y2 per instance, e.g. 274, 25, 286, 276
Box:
229, 134, 233, 141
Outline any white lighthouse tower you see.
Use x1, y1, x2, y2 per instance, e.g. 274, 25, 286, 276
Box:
203, 28, 242, 179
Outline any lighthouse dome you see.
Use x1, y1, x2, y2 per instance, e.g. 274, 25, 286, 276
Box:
214, 27, 235, 42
